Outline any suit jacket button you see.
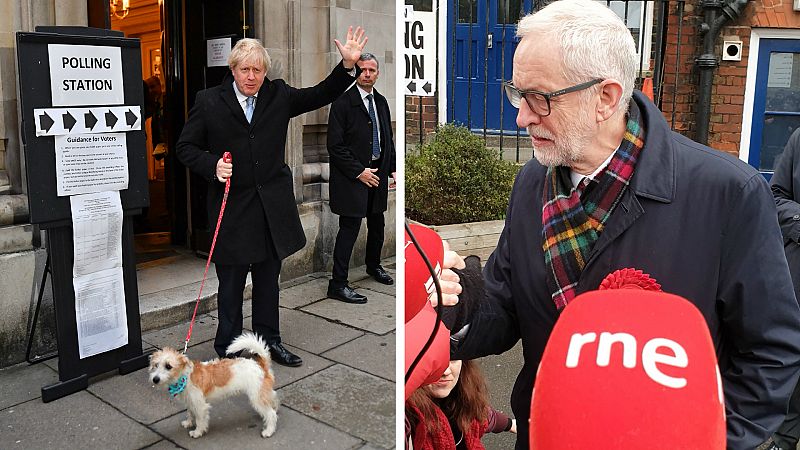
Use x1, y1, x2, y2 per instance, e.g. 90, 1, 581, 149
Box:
250, 134, 255, 139
255, 160, 260, 166
794, 214, 800, 221
257, 184, 262, 190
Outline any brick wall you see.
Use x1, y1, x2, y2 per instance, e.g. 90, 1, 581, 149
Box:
662, 0, 800, 158
405, 94, 439, 147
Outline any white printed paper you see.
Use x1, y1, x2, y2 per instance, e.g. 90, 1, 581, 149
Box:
48, 44, 124, 106
207, 37, 232, 67
70, 191, 123, 277
73, 266, 128, 359
55, 133, 129, 196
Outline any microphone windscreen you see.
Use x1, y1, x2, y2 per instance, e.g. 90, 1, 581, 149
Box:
405, 301, 450, 400
404, 223, 444, 323
530, 290, 725, 450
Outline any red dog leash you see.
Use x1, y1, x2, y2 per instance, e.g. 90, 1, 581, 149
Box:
183, 151, 232, 354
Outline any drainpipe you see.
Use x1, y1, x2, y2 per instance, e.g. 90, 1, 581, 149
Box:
695, 0, 748, 145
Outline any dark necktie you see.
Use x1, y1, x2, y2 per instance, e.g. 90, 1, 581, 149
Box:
366, 94, 380, 160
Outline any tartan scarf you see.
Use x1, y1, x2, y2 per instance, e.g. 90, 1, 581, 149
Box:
542, 101, 645, 310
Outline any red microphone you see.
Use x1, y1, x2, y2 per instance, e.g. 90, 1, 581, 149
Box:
530, 289, 725, 449
404, 223, 449, 399
404, 223, 444, 323
405, 301, 450, 400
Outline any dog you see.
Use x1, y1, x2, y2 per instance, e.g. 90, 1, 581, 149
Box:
148, 332, 279, 438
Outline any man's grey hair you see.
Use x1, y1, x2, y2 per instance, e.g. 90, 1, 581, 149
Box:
517, 0, 638, 113
359, 52, 379, 70
228, 38, 272, 74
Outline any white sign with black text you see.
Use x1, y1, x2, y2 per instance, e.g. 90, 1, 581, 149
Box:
54, 133, 129, 196
207, 37, 232, 67
404, 4, 437, 96
48, 44, 125, 106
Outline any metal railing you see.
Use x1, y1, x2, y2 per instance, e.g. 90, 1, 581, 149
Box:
408, 0, 688, 162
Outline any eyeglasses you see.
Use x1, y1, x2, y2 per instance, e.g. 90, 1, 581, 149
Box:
503, 78, 603, 117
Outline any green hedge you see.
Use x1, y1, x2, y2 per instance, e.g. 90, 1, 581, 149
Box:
406, 124, 520, 225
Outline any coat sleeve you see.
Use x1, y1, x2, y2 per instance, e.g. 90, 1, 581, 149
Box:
771, 129, 800, 244
484, 407, 512, 434
718, 173, 800, 449
327, 97, 365, 180
452, 166, 525, 360
175, 90, 218, 182
288, 61, 358, 118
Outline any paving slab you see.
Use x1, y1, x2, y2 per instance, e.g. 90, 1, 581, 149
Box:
280, 364, 395, 449
279, 277, 331, 309
277, 308, 364, 354
87, 365, 185, 425
151, 401, 363, 449
143, 314, 220, 350
142, 440, 182, 449
302, 290, 396, 335
0, 362, 58, 409
322, 332, 396, 382
0, 391, 160, 450
352, 276, 397, 296
359, 444, 396, 450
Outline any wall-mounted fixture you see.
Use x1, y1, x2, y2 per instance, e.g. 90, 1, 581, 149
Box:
722, 40, 742, 61
110, 0, 130, 20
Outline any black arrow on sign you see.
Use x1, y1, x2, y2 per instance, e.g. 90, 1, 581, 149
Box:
39, 112, 54, 133
423, 81, 432, 94
407, 81, 416, 93
62, 111, 76, 131
84, 111, 98, 130
105, 110, 118, 128
125, 109, 138, 127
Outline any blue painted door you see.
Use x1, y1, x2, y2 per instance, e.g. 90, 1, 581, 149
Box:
447, 0, 533, 133
748, 38, 800, 179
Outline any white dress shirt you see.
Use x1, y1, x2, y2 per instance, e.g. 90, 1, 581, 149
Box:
232, 81, 258, 115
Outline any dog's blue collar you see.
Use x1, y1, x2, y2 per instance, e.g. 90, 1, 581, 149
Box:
168, 375, 187, 397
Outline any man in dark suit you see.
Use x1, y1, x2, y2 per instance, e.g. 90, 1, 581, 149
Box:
176, 27, 367, 366
326, 53, 396, 304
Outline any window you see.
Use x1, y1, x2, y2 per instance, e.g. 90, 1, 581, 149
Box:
406, 0, 433, 12
760, 52, 800, 171
601, 1, 654, 72
458, 0, 478, 24
498, 0, 522, 25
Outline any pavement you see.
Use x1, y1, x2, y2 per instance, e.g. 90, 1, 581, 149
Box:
0, 253, 397, 450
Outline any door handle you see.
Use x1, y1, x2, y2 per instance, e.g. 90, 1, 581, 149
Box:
487, 33, 493, 49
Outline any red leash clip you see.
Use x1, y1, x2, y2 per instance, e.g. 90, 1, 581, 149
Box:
184, 151, 232, 354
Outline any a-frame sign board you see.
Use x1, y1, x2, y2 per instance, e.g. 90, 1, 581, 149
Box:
17, 27, 149, 402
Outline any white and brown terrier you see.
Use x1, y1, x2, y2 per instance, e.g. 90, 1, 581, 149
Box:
148, 332, 279, 438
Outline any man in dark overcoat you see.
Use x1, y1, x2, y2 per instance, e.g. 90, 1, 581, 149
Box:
176, 28, 367, 366
770, 127, 800, 450
433, 0, 800, 448
325, 53, 396, 303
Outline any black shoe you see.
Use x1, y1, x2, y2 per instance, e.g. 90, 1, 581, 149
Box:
366, 266, 394, 285
268, 343, 303, 367
327, 285, 368, 304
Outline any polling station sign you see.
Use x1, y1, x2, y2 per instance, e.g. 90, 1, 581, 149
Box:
48, 44, 124, 106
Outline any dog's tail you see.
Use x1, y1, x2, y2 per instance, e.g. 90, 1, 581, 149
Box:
226, 332, 269, 360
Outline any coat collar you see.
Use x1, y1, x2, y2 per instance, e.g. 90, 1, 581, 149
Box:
348, 85, 371, 118
628, 90, 675, 204
218, 72, 273, 128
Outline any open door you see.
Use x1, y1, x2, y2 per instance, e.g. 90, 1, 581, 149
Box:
177, 0, 254, 255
